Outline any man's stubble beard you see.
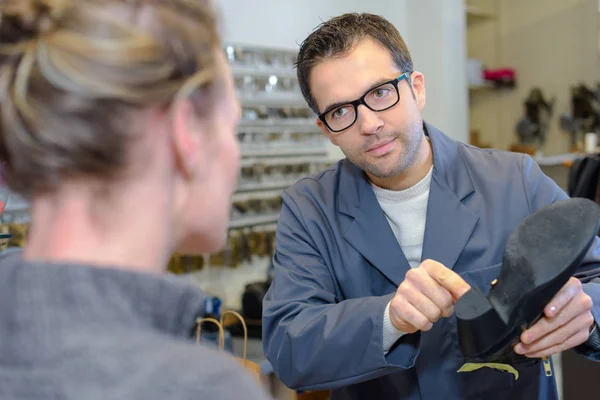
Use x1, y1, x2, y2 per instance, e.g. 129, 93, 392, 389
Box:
350, 119, 423, 179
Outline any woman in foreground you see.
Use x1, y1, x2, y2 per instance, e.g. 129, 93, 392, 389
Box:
0, 0, 270, 398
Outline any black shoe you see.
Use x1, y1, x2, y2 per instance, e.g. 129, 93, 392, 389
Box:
455, 198, 600, 363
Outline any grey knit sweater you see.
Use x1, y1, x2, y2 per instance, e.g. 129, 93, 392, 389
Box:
0, 249, 271, 400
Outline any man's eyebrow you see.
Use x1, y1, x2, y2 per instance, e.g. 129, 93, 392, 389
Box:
321, 77, 393, 114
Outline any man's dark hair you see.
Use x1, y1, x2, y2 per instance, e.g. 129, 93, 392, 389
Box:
296, 13, 414, 114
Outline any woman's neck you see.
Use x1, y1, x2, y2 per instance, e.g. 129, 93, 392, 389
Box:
23, 182, 171, 274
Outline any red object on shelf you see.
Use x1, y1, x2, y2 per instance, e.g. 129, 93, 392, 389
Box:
483, 68, 516, 88
483, 68, 515, 81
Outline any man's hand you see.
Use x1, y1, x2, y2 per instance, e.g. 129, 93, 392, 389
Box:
388, 259, 471, 334
515, 277, 595, 358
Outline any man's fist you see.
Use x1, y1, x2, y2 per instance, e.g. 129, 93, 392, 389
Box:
388, 259, 471, 333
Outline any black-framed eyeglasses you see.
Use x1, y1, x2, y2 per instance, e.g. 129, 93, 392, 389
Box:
318, 73, 409, 134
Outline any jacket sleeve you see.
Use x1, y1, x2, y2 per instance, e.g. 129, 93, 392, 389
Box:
262, 192, 420, 391
521, 154, 600, 360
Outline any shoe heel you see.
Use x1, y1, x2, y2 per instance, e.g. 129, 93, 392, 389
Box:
456, 286, 506, 361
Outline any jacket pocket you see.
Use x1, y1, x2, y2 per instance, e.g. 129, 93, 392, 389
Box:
455, 360, 545, 400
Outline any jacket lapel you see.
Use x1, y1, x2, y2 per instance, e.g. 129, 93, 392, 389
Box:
421, 172, 479, 270
420, 123, 479, 270
338, 162, 410, 287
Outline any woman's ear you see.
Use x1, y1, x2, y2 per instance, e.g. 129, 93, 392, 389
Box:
170, 99, 202, 180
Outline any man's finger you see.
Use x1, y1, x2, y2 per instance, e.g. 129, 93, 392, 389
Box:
516, 312, 592, 354
522, 293, 592, 344
522, 302, 574, 345
421, 259, 471, 301
521, 316, 555, 345
441, 304, 454, 319
544, 277, 581, 318
521, 327, 591, 359
404, 288, 443, 323
406, 268, 454, 314
389, 297, 432, 333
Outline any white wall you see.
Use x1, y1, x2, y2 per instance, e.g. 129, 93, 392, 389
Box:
218, 0, 409, 52
217, 0, 468, 144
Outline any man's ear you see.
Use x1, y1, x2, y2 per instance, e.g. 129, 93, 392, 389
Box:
171, 100, 202, 180
410, 71, 426, 111
316, 117, 340, 146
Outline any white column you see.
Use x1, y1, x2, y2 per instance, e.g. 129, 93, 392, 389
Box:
407, 0, 469, 143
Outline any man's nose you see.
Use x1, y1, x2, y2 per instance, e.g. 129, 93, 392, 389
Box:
356, 105, 384, 136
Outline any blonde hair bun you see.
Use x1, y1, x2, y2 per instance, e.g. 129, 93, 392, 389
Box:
0, 0, 70, 43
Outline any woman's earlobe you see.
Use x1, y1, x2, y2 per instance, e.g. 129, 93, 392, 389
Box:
171, 100, 201, 180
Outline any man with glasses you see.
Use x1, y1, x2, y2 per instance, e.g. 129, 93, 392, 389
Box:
262, 13, 600, 400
